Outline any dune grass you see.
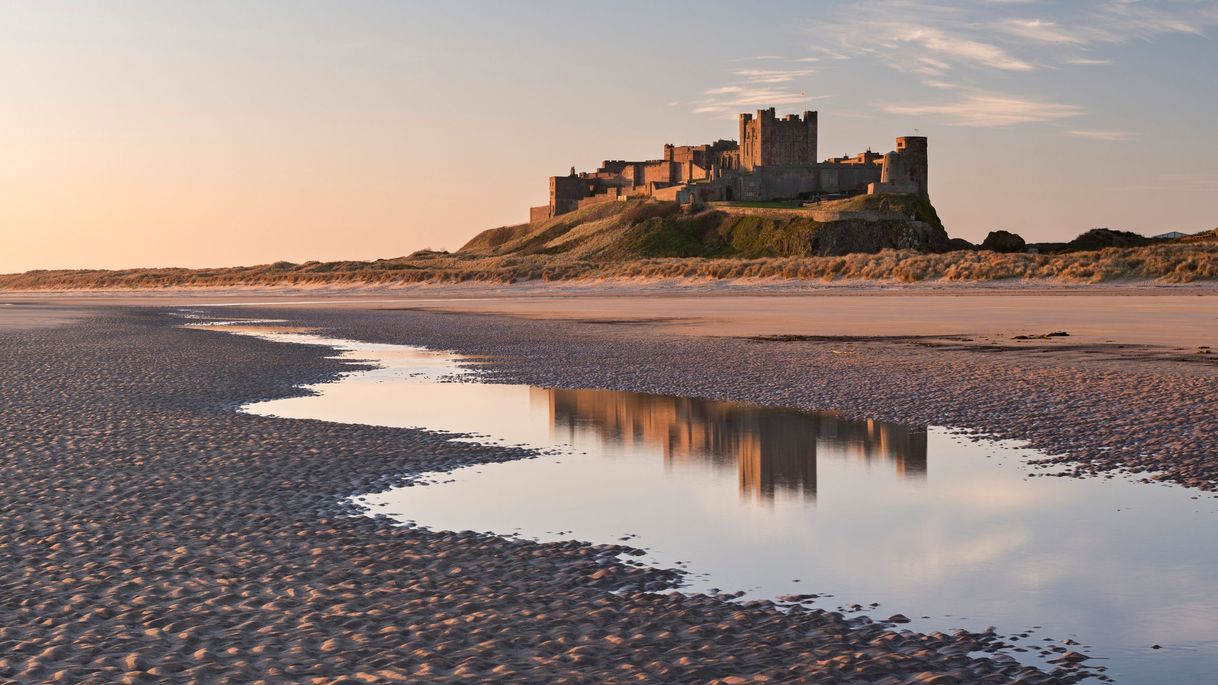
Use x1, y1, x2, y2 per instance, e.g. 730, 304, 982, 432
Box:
2, 242, 1216, 290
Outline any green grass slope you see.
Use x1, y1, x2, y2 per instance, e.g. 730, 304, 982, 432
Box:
459, 195, 951, 260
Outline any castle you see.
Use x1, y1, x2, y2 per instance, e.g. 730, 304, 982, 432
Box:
530, 107, 928, 222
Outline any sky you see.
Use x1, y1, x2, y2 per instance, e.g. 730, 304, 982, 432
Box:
2, 0, 1217, 272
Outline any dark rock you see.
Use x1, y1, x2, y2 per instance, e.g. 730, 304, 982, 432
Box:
1064, 228, 1153, 252
1030, 229, 1156, 254
1013, 331, 1070, 340
1054, 651, 1090, 663
981, 230, 1026, 253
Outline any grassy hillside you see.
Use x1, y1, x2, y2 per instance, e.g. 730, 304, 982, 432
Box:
460, 195, 951, 260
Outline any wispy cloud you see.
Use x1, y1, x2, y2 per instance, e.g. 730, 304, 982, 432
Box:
1068, 129, 1135, 141
1094, 0, 1218, 40
1001, 18, 1088, 45
812, 0, 1218, 77
731, 68, 817, 83
694, 61, 823, 116
882, 93, 1084, 127
694, 89, 828, 116
922, 79, 960, 90
896, 25, 1035, 72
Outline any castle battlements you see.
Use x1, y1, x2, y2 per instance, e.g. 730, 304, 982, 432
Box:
529, 107, 927, 222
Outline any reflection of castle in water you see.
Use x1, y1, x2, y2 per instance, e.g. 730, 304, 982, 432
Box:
538, 388, 927, 501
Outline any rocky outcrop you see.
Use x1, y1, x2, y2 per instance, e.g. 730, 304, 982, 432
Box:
807, 219, 952, 256
982, 230, 1026, 253
1064, 228, 1154, 251
1029, 229, 1158, 254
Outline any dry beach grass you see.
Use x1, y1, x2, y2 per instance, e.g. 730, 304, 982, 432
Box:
1, 242, 1216, 290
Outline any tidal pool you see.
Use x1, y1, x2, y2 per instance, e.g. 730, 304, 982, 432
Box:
207, 323, 1218, 684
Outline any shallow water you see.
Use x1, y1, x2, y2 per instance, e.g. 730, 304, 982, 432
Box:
210, 324, 1218, 684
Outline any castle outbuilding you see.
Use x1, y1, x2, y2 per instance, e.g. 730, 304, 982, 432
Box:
529, 108, 928, 222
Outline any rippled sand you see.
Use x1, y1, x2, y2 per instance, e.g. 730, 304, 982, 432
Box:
0, 306, 1111, 683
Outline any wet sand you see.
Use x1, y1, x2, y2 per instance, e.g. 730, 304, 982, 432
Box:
8, 281, 1216, 348
0, 302, 93, 329
362, 289, 1218, 351
0, 308, 1089, 684
4, 287, 1215, 682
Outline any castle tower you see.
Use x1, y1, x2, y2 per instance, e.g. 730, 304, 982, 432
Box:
895, 136, 928, 196
876, 136, 929, 196
738, 108, 818, 171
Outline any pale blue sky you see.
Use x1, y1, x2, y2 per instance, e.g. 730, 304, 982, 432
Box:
2, 1, 1216, 271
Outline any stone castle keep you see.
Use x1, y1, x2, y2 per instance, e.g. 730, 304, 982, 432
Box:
531, 108, 928, 222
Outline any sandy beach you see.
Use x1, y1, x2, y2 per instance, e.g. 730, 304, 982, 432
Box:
2, 286, 1215, 682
